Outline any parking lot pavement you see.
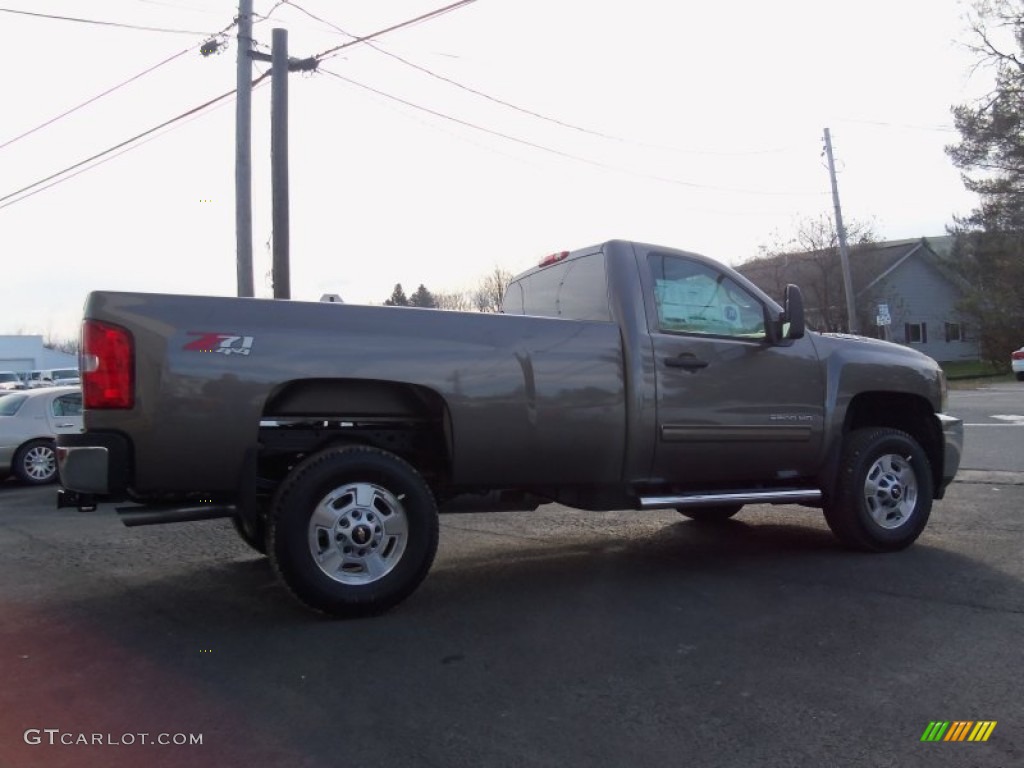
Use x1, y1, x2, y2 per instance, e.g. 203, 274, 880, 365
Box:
0, 479, 1021, 768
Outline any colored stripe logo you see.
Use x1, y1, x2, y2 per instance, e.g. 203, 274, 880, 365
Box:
921, 721, 997, 742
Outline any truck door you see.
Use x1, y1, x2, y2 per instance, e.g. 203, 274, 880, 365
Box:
641, 249, 824, 486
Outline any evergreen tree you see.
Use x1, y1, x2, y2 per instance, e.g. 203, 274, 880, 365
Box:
945, 0, 1024, 364
409, 284, 436, 308
384, 283, 408, 306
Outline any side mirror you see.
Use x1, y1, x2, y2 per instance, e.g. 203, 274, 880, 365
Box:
783, 284, 805, 340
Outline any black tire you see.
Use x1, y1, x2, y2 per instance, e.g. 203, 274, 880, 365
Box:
677, 504, 743, 522
268, 446, 439, 617
1015, 371, 1024, 382
231, 513, 267, 555
824, 428, 933, 552
13, 439, 57, 485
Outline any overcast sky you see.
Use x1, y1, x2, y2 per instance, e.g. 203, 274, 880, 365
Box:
0, 0, 988, 340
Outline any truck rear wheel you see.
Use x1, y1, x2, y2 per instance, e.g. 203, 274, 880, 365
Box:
676, 504, 743, 522
268, 446, 439, 617
824, 428, 932, 552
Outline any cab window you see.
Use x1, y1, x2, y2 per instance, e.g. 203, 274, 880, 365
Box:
647, 252, 765, 339
507, 253, 611, 321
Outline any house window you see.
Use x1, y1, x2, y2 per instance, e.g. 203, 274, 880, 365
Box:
905, 322, 927, 344
945, 322, 963, 343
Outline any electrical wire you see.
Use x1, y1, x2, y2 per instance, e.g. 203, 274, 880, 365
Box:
0, 48, 191, 151
319, 68, 823, 197
0, 72, 271, 209
0, 80, 261, 213
287, 0, 796, 158
0, 15, 240, 152
312, 0, 478, 62
0, 6, 210, 35
835, 117, 957, 133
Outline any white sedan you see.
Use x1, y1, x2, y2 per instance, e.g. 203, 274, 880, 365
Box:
1013, 347, 1024, 381
0, 387, 83, 485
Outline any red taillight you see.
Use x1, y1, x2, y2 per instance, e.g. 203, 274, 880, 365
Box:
1013, 350, 1024, 361
538, 251, 569, 268
81, 320, 134, 409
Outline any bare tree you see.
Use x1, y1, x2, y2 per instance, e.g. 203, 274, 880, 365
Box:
745, 214, 876, 332
43, 334, 80, 355
433, 291, 474, 311
472, 267, 514, 313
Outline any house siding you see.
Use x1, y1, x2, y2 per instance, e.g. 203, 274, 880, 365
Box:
860, 256, 979, 362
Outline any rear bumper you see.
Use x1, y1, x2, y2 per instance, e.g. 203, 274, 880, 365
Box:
56, 431, 131, 499
935, 413, 963, 499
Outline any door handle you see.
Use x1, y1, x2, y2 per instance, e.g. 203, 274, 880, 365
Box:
664, 353, 709, 370
55, 423, 75, 428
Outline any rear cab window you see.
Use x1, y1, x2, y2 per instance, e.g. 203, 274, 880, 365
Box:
504, 251, 612, 321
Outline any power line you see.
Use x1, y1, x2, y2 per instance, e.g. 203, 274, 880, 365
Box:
312, 0, 478, 62
0, 81, 256, 212
288, 0, 796, 158
0, 15, 241, 152
0, 72, 271, 209
835, 117, 957, 133
289, 1, 622, 140
319, 68, 822, 197
0, 6, 211, 35
0, 48, 190, 151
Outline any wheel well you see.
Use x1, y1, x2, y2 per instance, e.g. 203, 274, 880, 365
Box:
844, 392, 943, 492
258, 379, 452, 488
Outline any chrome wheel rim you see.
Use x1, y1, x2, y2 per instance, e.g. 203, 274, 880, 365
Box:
23, 445, 56, 482
307, 482, 408, 585
863, 453, 918, 530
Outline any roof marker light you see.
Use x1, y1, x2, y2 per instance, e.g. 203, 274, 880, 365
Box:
538, 251, 569, 268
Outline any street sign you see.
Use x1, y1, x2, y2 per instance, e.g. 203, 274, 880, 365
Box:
877, 302, 891, 326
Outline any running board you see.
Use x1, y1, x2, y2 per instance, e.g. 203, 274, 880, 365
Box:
640, 489, 822, 510
117, 504, 237, 527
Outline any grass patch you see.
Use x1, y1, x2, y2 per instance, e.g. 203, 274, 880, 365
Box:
939, 360, 1007, 380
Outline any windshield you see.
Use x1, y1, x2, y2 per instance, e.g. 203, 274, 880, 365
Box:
0, 394, 27, 415
52, 369, 78, 379
0, 372, 19, 383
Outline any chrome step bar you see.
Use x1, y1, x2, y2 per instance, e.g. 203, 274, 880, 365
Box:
640, 489, 822, 510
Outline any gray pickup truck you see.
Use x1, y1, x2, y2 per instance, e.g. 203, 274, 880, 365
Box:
57, 240, 963, 617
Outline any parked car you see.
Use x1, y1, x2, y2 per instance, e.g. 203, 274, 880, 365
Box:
25, 368, 81, 388
1013, 347, 1024, 381
1, 387, 83, 484
0, 371, 27, 391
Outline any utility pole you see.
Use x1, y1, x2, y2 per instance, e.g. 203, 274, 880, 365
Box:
823, 127, 858, 334
271, 27, 290, 299
235, 0, 254, 297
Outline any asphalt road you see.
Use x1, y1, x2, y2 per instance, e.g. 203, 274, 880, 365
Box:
1, 470, 1021, 768
950, 384, 1024, 472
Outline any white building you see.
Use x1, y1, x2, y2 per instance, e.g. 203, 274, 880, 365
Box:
0, 335, 78, 373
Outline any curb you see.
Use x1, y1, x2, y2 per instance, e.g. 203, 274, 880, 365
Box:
955, 469, 1024, 486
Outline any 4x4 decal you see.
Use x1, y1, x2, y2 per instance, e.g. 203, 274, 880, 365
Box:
184, 332, 254, 356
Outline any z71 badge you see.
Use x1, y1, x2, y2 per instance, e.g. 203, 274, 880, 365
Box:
184, 332, 254, 356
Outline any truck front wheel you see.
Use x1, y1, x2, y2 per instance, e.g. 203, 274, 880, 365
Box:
268, 446, 439, 617
824, 428, 933, 552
